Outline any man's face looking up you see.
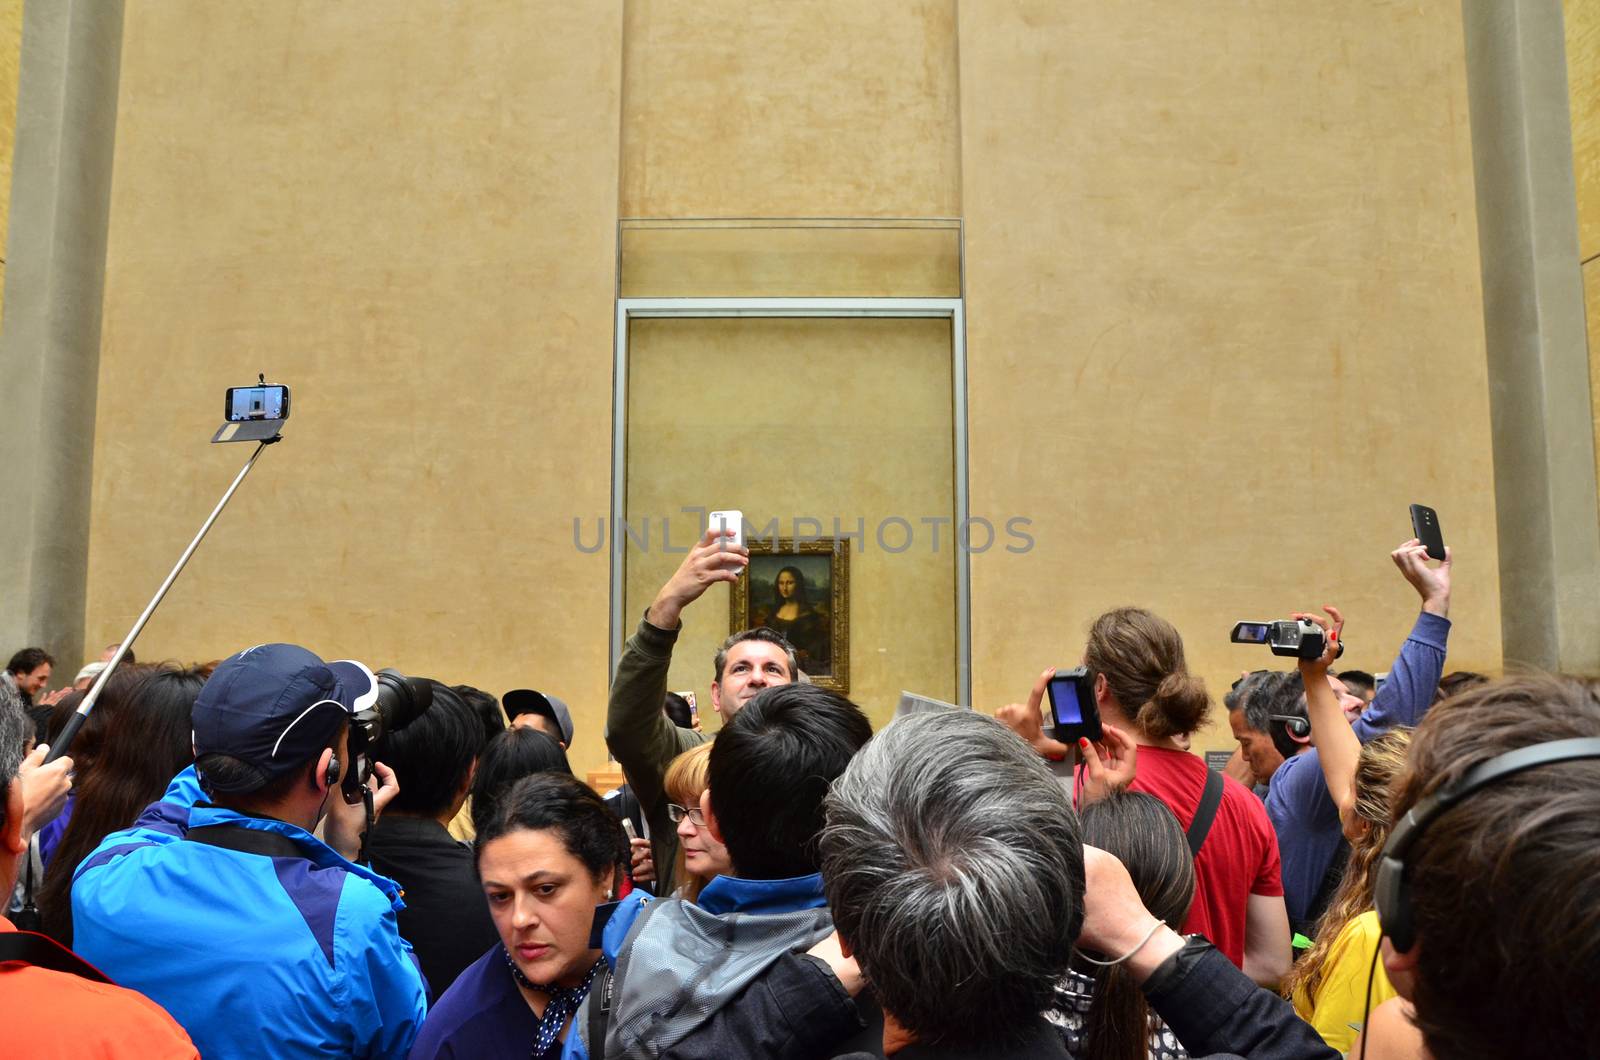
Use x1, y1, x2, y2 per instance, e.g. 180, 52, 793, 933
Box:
711, 641, 793, 718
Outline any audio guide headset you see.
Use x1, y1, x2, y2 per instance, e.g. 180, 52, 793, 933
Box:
1268, 713, 1311, 740
1374, 736, 1600, 953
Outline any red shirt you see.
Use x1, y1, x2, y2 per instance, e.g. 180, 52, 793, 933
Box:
0, 917, 197, 1059
1129, 746, 1283, 967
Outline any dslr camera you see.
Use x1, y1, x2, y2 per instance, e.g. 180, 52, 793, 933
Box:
1229, 619, 1343, 662
342, 669, 433, 803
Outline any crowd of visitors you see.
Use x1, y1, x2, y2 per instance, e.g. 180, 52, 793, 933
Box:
2, 524, 1595, 1060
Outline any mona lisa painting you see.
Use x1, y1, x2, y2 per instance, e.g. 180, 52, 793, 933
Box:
730, 537, 850, 692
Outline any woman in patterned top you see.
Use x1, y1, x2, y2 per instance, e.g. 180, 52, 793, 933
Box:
1049, 790, 1196, 1060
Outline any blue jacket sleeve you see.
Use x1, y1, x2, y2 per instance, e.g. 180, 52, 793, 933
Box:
343, 880, 429, 1059
1352, 612, 1450, 742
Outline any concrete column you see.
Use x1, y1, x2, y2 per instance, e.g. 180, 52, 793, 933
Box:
0, 0, 124, 669
1462, 0, 1600, 672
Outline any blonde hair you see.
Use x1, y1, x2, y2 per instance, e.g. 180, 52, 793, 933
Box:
663, 743, 714, 900
1282, 727, 1413, 1005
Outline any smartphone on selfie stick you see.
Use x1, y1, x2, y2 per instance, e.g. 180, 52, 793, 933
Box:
46, 380, 288, 764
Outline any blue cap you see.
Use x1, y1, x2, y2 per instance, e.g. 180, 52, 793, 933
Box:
192, 643, 377, 793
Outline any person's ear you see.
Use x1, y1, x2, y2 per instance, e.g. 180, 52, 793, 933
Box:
709, 682, 725, 717
315, 747, 336, 795
3, 780, 26, 857
1381, 937, 1420, 1001
1093, 672, 1111, 707
700, 788, 725, 844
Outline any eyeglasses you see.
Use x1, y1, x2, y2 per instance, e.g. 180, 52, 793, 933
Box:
666, 803, 706, 826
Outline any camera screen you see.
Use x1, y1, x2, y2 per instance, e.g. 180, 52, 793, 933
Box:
1233, 622, 1270, 643
1048, 676, 1083, 725
229, 386, 286, 421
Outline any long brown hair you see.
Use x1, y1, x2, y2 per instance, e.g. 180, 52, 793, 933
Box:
1280, 727, 1412, 1005
1084, 608, 1210, 739
39, 664, 208, 946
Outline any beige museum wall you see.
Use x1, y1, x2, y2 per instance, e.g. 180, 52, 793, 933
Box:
958, 2, 1504, 756
1567, 0, 1600, 480
85, 2, 624, 779
80, 1, 1511, 775
619, 0, 960, 218
0, 0, 21, 329
622, 318, 958, 734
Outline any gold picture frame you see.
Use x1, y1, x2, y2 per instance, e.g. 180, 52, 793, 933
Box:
730, 537, 850, 693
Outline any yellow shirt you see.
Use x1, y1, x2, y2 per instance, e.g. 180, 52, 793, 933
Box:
1292, 909, 1397, 1054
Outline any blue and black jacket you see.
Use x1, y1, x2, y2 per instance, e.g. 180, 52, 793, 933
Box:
71, 767, 428, 1059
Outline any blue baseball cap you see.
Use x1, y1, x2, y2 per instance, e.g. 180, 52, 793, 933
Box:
192, 643, 378, 793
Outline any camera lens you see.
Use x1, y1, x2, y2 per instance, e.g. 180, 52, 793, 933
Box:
372, 669, 434, 742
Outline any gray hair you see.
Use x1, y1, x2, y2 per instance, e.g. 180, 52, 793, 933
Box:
0, 695, 28, 833
1225, 670, 1277, 733
819, 710, 1085, 1050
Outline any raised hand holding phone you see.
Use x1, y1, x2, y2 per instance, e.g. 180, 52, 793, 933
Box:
1391, 534, 1452, 618
646, 519, 750, 629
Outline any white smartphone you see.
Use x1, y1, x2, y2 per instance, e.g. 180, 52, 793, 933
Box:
620, 818, 638, 842
707, 509, 745, 550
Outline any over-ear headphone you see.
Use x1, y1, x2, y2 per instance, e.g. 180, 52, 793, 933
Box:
1268, 713, 1311, 740
1375, 736, 1600, 953
324, 754, 342, 789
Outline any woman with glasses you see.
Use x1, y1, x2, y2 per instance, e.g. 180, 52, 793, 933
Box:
662, 744, 732, 901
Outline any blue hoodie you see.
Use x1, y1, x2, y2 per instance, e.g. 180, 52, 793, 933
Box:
72, 766, 428, 1059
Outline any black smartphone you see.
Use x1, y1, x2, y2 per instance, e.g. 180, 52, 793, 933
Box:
225, 384, 290, 422
1409, 504, 1445, 562
1046, 667, 1103, 743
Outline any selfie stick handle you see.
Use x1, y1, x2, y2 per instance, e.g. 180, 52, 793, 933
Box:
45, 439, 275, 764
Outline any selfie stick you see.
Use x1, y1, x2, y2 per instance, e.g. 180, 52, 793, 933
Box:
44, 437, 279, 764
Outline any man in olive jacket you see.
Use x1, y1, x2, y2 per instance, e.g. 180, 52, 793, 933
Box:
606, 525, 798, 896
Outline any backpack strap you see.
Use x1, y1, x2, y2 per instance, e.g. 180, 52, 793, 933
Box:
0, 930, 112, 983
1186, 768, 1226, 858
586, 963, 614, 1060
185, 823, 306, 860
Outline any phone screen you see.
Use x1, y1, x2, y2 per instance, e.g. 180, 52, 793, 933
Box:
227, 385, 287, 421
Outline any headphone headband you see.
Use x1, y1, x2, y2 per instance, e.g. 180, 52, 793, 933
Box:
1377, 736, 1600, 952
